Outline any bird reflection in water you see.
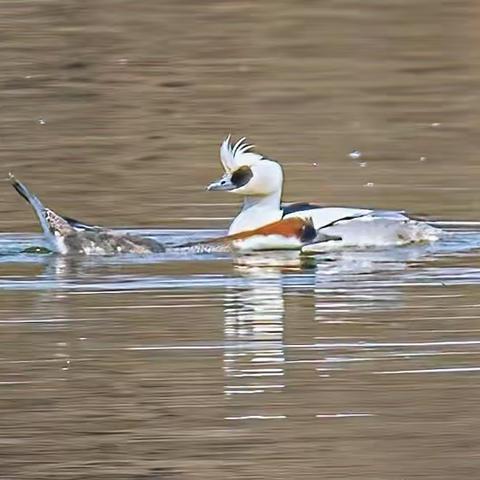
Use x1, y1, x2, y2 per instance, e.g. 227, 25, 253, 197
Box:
223, 252, 313, 401
221, 246, 436, 412
312, 245, 436, 326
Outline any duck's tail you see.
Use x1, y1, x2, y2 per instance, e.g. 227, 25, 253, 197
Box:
8, 173, 73, 251
9, 173, 50, 234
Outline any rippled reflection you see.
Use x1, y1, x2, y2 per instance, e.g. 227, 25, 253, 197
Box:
224, 260, 286, 399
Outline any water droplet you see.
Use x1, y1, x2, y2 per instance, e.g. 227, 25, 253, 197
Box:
349, 150, 362, 160
363, 182, 374, 188
118, 58, 129, 65
25, 75, 32, 79
420, 156, 427, 162
37, 119, 46, 125
312, 162, 318, 167
431, 122, 441, 127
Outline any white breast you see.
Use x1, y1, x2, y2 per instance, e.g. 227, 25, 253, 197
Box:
228, 209, 283, 235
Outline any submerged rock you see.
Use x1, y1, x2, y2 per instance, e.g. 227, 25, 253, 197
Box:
22, 246, 52, 254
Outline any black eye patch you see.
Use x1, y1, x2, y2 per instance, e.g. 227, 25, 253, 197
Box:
231, 166, 253, 188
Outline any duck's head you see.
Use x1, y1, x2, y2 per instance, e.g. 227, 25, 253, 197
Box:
207, 136, 283, 196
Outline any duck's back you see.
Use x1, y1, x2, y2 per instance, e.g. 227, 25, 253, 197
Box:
282, 203, 373, 230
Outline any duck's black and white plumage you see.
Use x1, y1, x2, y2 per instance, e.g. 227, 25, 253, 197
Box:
206, 137, 441, 251
9, 174, 164, 255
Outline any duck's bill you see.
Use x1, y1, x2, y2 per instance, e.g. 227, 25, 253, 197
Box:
206, 174, 236, 191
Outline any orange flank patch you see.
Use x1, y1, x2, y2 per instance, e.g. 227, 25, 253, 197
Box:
222, 217, 312, 242
174, 218, 317, 252
176, 217, 316, 251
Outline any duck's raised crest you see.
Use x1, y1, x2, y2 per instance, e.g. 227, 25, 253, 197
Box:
220, 135, 262, 172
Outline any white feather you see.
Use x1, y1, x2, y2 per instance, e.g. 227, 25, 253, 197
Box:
219, 136, 263, 172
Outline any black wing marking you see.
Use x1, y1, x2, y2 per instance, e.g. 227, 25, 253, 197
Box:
317, 214, 369, 230
283, 200, 371, 230
282, 202, 323, 217
62, 215, 102, 232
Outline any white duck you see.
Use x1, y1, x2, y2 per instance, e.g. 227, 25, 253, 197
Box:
207, 136, 441, 251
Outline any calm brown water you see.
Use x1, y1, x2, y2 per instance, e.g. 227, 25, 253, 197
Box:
2, 1, 480, 479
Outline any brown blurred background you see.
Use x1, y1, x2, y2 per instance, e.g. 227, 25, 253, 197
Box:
1, 0, 480, 232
